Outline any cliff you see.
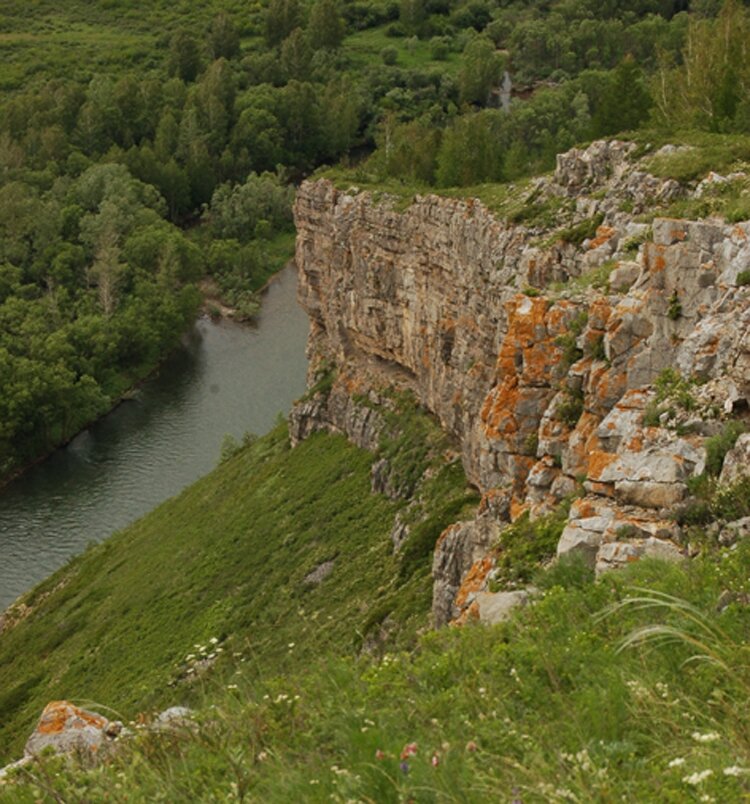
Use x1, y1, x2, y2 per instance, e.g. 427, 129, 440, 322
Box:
291, 141, 750, 625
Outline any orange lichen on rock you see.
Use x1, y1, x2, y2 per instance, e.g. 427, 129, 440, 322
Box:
37, 702, 108, 736
587, 450, 617, 481
454, 557, 494, 610
589, 225, 617, 250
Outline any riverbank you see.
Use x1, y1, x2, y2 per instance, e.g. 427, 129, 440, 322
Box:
0, 264, 308, 610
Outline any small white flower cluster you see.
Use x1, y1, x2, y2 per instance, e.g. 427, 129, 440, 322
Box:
682, 769, 713, 786
668, 757, 686, 768
183, 638, 224, 675
723, 765, 748, 777
691, 731, 721, 744
262, 692, 301, 705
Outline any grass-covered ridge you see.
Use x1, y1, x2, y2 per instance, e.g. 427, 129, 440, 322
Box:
0, 413, 476, 763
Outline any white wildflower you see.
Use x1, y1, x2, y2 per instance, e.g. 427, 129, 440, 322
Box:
668, 757, 686, 768
723, 766, 748, 777
691, 731, 721, 743
682, 769, 714, 786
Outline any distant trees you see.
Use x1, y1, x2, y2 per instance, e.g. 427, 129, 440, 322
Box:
308, 0, 346, 49
265, 0, 302, 47
459, 36, 504, 106
169, 30, 202, 83
655, 0, 750, 131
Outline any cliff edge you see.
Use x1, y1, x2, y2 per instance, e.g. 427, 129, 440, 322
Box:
290, 141, 750, 625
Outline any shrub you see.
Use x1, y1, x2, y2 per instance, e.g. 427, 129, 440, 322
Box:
535, 552, 594, 590
557, 385, 585, 428
705, 420, 746, 476
381, 46, 398, 65
737, 270, 750, 286
667, 290, 682, 320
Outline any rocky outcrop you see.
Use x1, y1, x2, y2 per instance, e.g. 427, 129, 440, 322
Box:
291, 140, 750, 625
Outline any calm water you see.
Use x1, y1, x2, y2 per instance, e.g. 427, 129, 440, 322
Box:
0, 265, 309, 609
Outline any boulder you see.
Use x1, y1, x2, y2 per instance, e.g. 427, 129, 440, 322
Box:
474, 590, 530, 625
24, 701, 121, 761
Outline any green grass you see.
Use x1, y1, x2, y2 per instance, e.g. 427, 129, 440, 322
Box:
342, 26, 462, 74
8, 546, 750, 802
0, 415, 474, 763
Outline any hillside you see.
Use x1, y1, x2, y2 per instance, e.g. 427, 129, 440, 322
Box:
3, 136, 750, 800
4, 0, 750, 801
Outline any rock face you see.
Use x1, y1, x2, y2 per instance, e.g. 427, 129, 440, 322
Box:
291, 140, 750, 625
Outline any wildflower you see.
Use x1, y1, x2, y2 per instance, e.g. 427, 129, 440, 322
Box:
668, 757, 686, 768
401, 742, 418, 760
375, 750, 386, 761
682, 769, 714, 786
210, 637, 219, 645
431, 754, 440, 767
400, 761, 410, 775
309, 780, 320, 785
227, 684, 238, 690
465, 740, 478, 753
723, 766, 748, 777
257, 751, 268, 762
691, 731, 721, 743
288, 642, 295, 648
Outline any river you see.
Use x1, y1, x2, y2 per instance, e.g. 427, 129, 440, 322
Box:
0, 265, 309, 610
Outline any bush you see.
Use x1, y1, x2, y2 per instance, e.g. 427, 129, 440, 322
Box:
705, 420, 746, 476
535, 552, 595, 590
381, 46, 399, 65
737, 270, 750, 286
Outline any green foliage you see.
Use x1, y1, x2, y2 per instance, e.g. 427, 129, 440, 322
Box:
557, 384, 585, 428
534, 551, 595, 590
14, 544, 750, 801
380, 45, 398, 64
308, 0, 346, 50
737, 269, 750, 286
557, 213, 605, 246
679, 474, 750, 526
705, 420, 747, 476
459, 35, 504, 106
0, 420, 472, 760
435, 110, 505, 187
491, 500, 572, 588
555, 333, 583, 370
668, 289, 682, 320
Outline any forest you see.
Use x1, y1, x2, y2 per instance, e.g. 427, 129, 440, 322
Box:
0, 0, 747, 479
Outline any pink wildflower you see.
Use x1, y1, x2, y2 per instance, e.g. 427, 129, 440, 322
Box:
375, 749, 386, 761
465, 740, 478, 753
431, 754, 440, 767
400, 742, 418, 760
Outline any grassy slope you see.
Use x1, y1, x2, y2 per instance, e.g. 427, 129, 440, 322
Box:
0, 416, 476, 763
8, 549, 750, 802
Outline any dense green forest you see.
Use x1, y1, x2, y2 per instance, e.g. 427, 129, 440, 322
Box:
0, 0, 747, 478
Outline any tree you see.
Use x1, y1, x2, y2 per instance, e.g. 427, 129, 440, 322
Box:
436, 110, 505, 186
265, 0, 302, 47
459, 36, 504, 106
169, 30, 202, 83
654, 0, 750, 130
281, 28, 313, 81
209, 13, 241, 60
592, 56, 652, 135
308, 0, 345, 50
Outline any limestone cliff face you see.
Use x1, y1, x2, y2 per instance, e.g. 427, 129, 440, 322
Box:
291, 141, 750, 626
